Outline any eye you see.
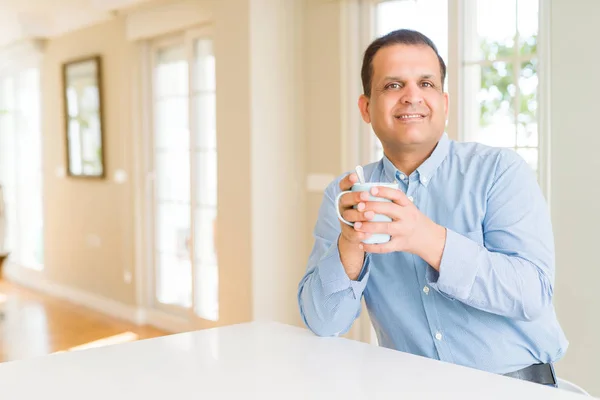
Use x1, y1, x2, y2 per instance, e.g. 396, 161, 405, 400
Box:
421, 81, 434, 88
385, 83, 402, 90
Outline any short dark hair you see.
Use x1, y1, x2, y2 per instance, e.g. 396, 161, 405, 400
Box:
361, 29, 447, 97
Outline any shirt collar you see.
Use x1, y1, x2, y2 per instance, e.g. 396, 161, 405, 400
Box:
381, 133, 451, 187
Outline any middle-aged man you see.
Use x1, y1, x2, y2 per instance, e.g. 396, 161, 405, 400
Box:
297, 29, 568, 387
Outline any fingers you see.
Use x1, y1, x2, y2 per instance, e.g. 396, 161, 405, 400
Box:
342, 208, 376, 223
339, 173, 358, 191
358, 201, 403, 221
369, 186, 411, 206
339, 190, 370, 209
354, 221, 395, 235
362, 241, 395, 254
340, 223, 372, 244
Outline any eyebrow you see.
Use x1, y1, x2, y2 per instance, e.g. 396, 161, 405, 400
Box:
383, 74, 437, 82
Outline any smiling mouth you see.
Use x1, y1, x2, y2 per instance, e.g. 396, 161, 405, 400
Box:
394, 113, 427, 121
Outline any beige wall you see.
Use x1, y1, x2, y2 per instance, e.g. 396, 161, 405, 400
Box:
42, 17, 137, 306
249, 0, 306, 326
550, 0, 600, 395
213, 0, 253, 325
304, 0, 345, 250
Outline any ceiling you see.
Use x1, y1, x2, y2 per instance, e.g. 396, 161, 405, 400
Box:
0, 0, 153, 47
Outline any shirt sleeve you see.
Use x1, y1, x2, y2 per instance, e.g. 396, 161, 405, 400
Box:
427, 151, 555, 321
297, 178, 371, 336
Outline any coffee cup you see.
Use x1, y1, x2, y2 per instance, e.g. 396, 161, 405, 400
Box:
335, 182, 398, 244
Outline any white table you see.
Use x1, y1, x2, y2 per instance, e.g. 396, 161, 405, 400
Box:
0, 321, 588, 399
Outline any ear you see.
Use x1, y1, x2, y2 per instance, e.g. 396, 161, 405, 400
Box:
358, 94, 371, 124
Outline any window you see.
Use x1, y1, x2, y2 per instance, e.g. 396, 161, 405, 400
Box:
148, 29, 218, 322
0, 68, 44, 269
376, 0, 448, 58
462, 0, 540, 175
363, 0, 543, 179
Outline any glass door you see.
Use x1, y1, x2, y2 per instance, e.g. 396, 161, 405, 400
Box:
191, 37, 218, 321
0, 68, 44, 269
149, 28, 218, 322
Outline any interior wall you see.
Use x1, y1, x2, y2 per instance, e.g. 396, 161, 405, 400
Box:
213, 0, 253, 325
249, 0, 307, 326
550, 0, 600, 396
41, 16, 137, 306
304, 0, 345, 253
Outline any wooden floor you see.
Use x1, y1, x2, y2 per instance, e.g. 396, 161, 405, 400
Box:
0, 279, 169, 363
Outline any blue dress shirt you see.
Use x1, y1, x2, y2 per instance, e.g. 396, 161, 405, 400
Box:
298, 133, 568, 374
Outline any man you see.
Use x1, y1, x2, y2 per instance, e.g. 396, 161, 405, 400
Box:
297, 29, 568, 387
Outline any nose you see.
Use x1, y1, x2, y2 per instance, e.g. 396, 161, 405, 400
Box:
400, 83, 423, 106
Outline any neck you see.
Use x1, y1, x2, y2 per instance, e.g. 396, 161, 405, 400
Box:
384, 140, 438, 176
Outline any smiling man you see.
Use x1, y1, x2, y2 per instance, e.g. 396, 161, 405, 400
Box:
297, 29, 568, 387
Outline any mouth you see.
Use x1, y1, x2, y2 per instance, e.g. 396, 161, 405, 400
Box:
394, 113, 427, 121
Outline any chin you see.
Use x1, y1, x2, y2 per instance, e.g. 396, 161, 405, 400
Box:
374, 124, 440, 149
392, 129, 431, 146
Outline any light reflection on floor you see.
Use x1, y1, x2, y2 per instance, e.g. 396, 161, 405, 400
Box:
66, 331, 140, 351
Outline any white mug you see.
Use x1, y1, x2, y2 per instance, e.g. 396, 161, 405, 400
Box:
335, 182, 398, 244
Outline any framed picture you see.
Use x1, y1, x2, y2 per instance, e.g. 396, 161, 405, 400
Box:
62, 55, 105, 178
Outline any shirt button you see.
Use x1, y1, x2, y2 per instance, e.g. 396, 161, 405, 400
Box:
435, 332, 443, 341
422, 176, 429, 184
408, 196, 414, 202
423, 286, 429, 294
399, 173, 406, 180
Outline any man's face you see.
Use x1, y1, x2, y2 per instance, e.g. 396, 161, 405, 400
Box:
359, 44, 448, 151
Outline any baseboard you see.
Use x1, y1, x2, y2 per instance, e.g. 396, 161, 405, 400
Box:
2, 265, 255, 338
4, 263, 145, 325
3, 263, 194, 334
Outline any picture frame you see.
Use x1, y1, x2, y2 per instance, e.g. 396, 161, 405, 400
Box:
62, 55, 106, 178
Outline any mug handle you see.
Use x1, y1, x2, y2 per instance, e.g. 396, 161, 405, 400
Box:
335, 190, 354, 227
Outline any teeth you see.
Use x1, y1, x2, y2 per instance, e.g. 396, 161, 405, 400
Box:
397, 114, 423, 119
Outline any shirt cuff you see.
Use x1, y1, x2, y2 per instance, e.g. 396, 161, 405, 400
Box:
317, 241, 371, 299
427, 228, 480, 300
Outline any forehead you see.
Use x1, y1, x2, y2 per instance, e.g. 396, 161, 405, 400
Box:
371, 44, 440, 80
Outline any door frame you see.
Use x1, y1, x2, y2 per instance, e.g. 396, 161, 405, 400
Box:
135, 24, 218, 330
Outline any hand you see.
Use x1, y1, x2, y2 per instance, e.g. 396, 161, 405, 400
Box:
353, 186, 447, 270
337, 173, 374, 245
336, 173, 371, 280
